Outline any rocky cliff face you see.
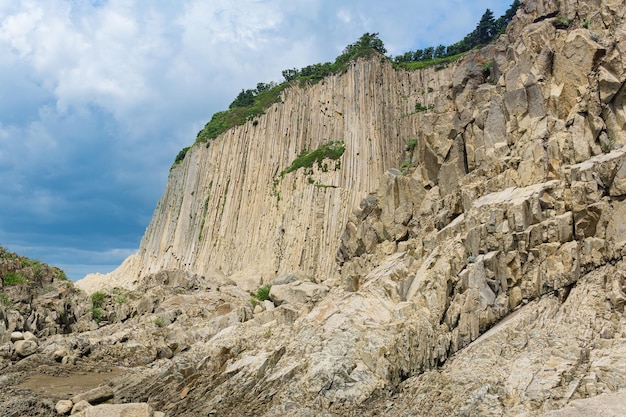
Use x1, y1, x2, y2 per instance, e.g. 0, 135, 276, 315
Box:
27, 0, 626, 415
79, 39, 491, 292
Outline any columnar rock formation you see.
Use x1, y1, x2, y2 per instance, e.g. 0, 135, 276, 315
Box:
79, 43, 490, 291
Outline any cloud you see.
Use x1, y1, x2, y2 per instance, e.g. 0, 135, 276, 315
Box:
0, 0, 514, 279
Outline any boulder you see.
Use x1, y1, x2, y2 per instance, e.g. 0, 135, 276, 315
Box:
71, 385, 114, 406
53, 347, 69, 362
10, 331, 23, 342
204, 267, 235, 287
55, 399, 73, 415
72, 403, 155, 417
22, 331, 37, 342
71, 400, 92, 414
272, 270, 314, 285
269, 281, 329, 305
230, 270, 263, 294
13, 340, 37, 357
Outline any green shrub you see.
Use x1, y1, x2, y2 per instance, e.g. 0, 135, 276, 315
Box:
255, 285, 271, 301
55, 269, 69, 281
415, 102, 429, 112
0, 292, 12, 307
401, 139, 419, 175
91, 307, 103, 323
196, 83, 289, 143
91, 291, 106, 309
401, 160, 413, 175
3, 272, 27, 286
153, 317, 164, 327
173, 146, 191, 165
555, 16, 570, 28
280, 141, 345, 178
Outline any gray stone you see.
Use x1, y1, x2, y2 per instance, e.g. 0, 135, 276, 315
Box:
10, 331, 23, 342
230, 270, 263, 294
55, 399, 73, 415
22, 331, 37, 342
71, 385, 114, 406
71, 400, 92, 414
269, 282, 329, 305
13, 339, 37, 357
540, 389, 626, 416
73, 403, 154, 417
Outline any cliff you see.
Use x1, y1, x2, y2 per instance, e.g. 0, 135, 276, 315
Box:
45, 0, 626, 415
79, 46, 486, 291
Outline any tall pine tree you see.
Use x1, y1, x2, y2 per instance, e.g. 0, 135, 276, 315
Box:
475, 9, 496, 45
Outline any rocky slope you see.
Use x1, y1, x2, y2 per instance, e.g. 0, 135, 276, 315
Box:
4, 0, 626, 415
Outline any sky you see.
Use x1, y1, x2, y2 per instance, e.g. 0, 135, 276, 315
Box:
0, 0, 514, 280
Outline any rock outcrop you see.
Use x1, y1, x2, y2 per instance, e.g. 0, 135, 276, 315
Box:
5, 0, 626, 416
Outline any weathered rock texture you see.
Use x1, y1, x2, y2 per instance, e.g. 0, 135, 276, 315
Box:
22, 0, 626, 416
79, 38, 481, 292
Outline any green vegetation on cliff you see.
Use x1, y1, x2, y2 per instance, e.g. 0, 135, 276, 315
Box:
279, 141, 346, 179
393, 1, 520, 68
194, 33, 386, 146
281, 32, 387, 84
175, 1, 520, 160
0, 245, 68, 283
272, 141, 346, 201
195, 83, 290, 143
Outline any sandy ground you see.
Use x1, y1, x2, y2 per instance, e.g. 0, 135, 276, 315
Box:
18, 367, 125, 399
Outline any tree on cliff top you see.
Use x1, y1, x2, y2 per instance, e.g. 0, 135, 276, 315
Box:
475, 9, 496, 45
335, 32, 387, 66
282, 33, 387, 83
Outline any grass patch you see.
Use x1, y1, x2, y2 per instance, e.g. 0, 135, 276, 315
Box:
280, 141, 345, 178
19, 257, 46, 279
2, 272, 27, 286
601, 134, 616, 153
414, 102, 432, 112
272, 141, 345, 200
401, 139, 419, 175
91, 307, 103, 324
55, 269, 69, 281
153, 317, 164, 327
255, 285, 271, 302
313, 183, 338, 189
395, 52, 466, 71
91, 291, 106, 309
482, 60, 494, 79
554, 15, 570, 28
